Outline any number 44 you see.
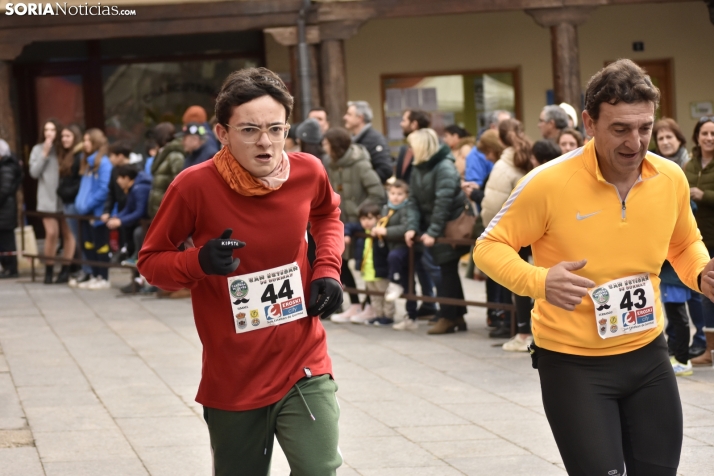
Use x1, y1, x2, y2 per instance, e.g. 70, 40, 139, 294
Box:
261, 279, 294, 304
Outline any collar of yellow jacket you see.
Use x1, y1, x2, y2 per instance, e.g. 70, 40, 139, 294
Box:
581, 139, 660, 184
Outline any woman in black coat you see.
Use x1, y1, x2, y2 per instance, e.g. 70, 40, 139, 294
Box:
0, 141, 22, 278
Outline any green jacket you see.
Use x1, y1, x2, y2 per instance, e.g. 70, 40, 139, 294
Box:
381, 203, 412, 251
407, 144, 469, 264
684, 156, 714, 249
327, 144, 385, 223
148, 139, 185, 218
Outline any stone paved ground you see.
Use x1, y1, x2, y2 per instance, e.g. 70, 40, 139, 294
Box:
1, 268, 714, 475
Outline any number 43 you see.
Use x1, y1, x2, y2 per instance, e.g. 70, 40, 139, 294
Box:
261, 279, 294, 304
620, 289, 647, 311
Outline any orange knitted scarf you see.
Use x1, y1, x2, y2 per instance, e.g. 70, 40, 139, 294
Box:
213, 146, 290, 196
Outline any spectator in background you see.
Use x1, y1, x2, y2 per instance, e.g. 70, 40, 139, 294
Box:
530, 140, 562, 169
0, 140, 21, 279
557, 128, 584, 155
477, 110, 512, 138
30, 119, 76, 284
148, 122, 185, 219
559, 103, 579, 129
684, 117, 714, 366
296, 118, 326, 167
323, 127, 386, 324
105, 164, 151, 269
654, 117, 690, 168
538, 105, 569, 141
284, 126, 300, 153
396, 109, 431, 183
308, 107, 330, 134
405, 128, 470, 335
182, 105, 220, 153
443, 125, 474, 177
180, 122, 219, 170
480, 119, 533, 339
462, 129, 505, 201
653, 117, 703, 358
102, 141, 131, 223
343, 100, 393, 183
73, 129, 112, 290
56, 125, 85, 282
143, 138, 158, 179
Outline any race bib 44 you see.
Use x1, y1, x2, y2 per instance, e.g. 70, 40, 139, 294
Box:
588, 273, 657, 340
227, 262, 307, 333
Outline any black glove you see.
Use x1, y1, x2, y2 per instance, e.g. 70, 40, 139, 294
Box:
306, 277, 344, 318
198, 228, 246, 276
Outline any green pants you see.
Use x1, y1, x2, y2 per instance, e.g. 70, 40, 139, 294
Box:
204, 374, 342, 476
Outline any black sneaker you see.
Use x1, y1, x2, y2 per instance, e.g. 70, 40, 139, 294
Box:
489, 322, 512, 338
689, 345, 706, 359
0, 269, 19, 279
367, 317, 395, 326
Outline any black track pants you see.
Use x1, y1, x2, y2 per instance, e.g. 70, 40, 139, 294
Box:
536, 334, 682, 476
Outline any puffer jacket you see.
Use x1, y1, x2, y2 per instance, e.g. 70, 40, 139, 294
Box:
353, 125, 393, 184
380, 202, 412, 251
480, 147, 527, 226
56, 145, 83, 205
29, 143, 61, 212
407, 144, 469, 265
684, 156, 714, 249
327, 143, 385, 224
0, 153, 22, 230
148, 139, 185, 218
74, 152, 112, 226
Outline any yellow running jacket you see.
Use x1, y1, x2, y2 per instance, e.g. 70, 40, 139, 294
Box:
473, 140, 710, 356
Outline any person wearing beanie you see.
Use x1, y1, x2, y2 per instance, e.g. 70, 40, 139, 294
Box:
179, 122, 220, 169
296, 118, 327, 167
182, 105, 221, 154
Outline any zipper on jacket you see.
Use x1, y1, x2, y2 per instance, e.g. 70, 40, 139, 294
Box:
697, 171, 702, 189
621, 200, 626, 220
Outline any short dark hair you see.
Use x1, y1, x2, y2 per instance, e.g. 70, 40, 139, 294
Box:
115, 164, 139, 180
653, 117, 687, 155
584, 59, 660, 121
532, 140, 562, 165
407, 110, 431, 129
309, 107, 327, 115
109, 141, 132, 157
389, 179, 409, 194
558, 128, 584, 147
154, 122, 175, 148
358, 202, 381, 218
444, 124, 470, 138
323, 127, 353, 160
215, 67, 293, 126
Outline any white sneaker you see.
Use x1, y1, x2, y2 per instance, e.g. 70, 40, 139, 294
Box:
78, 276, 97, 289
502, 334, 533, 352
88, 277, 111, 290
350, 304, 376, 324
671, 356, 693, 376
330, 304, 362, 323
68, 277, 78, 288
384, 282, 404, 302
393, 317, 418, 331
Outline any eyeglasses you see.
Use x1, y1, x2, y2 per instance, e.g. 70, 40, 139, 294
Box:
699, 116, 714, 123
224, 123, 290, 144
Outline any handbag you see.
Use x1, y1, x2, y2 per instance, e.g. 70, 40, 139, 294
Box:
444, 199, 477, 243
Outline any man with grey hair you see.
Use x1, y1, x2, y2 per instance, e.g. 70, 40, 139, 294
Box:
538, 105, 570, 141
343, 101, 393, 183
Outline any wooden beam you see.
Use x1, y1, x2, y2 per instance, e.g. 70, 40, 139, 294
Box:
264, 26, 321, 46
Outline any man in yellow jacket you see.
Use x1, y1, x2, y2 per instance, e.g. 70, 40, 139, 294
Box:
474, 59, 714, 476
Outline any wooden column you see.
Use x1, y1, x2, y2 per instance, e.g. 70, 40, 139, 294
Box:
266, 26, 321, 122
318, 21, 362, 128
0, 61, 17, 153
320, 39, 346, 127
526, 7, 595, 117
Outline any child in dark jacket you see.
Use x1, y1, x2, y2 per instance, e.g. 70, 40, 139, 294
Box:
370, 180, 420, 330
343, 202, 393, 325
106, 165, 151, 268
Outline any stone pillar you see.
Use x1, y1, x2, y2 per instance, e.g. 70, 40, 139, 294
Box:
526, 7, 595, 118
265, 26, 321, 122
0, 60, 17, 153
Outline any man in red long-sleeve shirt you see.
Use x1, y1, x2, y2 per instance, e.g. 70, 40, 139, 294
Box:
138, 68, 345, 476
